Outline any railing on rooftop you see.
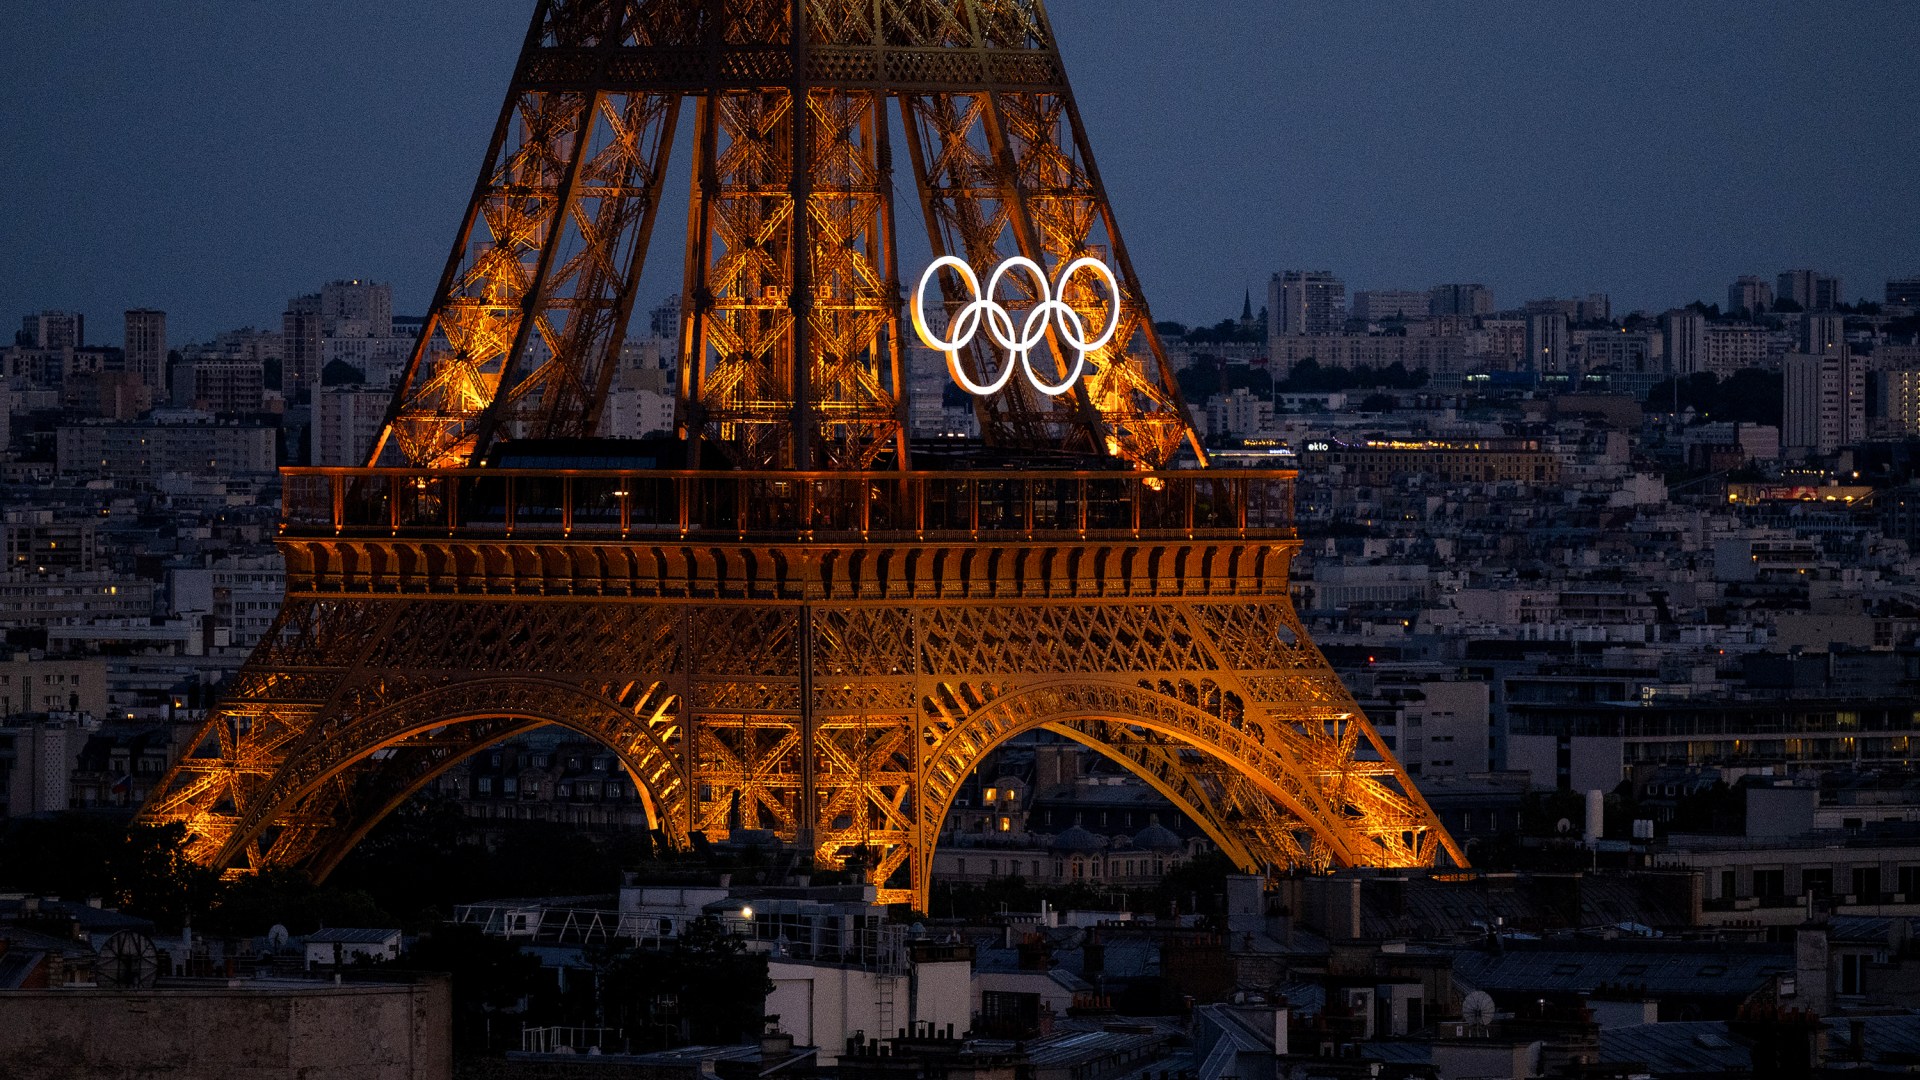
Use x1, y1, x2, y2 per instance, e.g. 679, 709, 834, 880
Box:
279, 467, 1296, 542
450, 901, 909, 972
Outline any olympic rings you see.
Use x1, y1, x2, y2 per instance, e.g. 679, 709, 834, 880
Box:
910, 254, 1121, 397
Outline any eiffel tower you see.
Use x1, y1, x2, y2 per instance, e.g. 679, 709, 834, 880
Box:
140, 0, 1464, 905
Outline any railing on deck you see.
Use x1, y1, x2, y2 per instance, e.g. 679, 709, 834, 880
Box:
279, 467, 1296, 542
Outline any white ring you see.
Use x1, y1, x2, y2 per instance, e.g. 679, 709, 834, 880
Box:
911, 255, 1122, 397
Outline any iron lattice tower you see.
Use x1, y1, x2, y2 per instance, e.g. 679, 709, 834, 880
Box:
141, 0, 1464, 904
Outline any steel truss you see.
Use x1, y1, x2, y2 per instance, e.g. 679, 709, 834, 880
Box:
141, 0, 1464, 903
370, 0, 1201, 469
142, 470, 1465, 906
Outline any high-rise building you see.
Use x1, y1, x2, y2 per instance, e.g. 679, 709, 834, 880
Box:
282, 295, 324, 403
319, 279, 394, 338
1783, 350, 1865, 455
1663, 309, 1707, 376
1268, 270, 1345, 336
1525, 312, 1569, 374
316, 384, 392, 466
170, 357, 267, 413
1573, 327, 1663, 374
1704, 323, 1787, 376
1777, 269, 1843, 312
20, 310, 83, 350
1880, 368, 1920, 439
1801, 314, 1845, 355
648, 299, 680, 342
1886, 277, 1920, 313
1429, 284, 1492, 318
1351, 290, 1430, 324
1727, 276, 1773, 315
123, 309, 166, 391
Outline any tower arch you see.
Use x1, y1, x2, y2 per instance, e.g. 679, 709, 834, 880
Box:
152, 677, 685, 875
914, 677, 1451, 906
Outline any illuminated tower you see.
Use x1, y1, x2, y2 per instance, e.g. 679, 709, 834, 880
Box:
140, 0, 1463, 904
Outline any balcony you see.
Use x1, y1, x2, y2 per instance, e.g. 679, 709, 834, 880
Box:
279, 467, 1296, 544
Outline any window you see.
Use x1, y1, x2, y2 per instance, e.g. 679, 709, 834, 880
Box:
1754, 869, 1786, 899
1839, 953, 1865, 995
477, 776, 492, 795
1853, 866, 1881, 900
1721, 871, 1736, 900
1802, 869, 1833, 899
1900, 866, 1920, 899
981, 991, 1042, 1029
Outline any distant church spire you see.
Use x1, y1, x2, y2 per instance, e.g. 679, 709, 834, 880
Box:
1242, 288, 1254, 322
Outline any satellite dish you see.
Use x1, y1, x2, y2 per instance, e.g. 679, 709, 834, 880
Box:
267, 924, 290, 947
95, 930, 159, 988
1461, 990, 1496, 1034
1556, 818, 1572, 835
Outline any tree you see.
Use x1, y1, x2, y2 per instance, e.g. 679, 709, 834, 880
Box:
0, 815, 221, 928
205, 868, 394, 937
1144, 850, 1237, 923
602, 916, 772, 1048
403, 923, 545, 1055
1644, 369, 1782, 427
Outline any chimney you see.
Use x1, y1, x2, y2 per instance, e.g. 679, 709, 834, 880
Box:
761, 1028, 794, 1066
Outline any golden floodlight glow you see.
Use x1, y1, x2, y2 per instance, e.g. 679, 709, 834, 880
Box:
136, 0, 1463, 908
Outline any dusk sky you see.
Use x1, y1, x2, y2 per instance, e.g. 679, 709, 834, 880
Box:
3, 2, 1915, 346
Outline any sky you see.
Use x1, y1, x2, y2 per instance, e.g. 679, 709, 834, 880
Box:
2, 2, 1916, 346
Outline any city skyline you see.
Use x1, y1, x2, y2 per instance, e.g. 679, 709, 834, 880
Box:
10, 4, 1920, 1073
2, 2, 1915, 343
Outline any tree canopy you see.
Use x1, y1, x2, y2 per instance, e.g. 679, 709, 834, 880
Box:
1644, 369, 1783, 427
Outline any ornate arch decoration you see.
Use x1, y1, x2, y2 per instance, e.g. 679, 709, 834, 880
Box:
208, 678, 686, 874
915, 677, 1453, 904
298, 713, 675, 882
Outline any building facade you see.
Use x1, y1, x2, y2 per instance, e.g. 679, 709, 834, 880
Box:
1783, 351, 1865, 455
122, 309, 165, 392
1269, 270, 1346, 336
